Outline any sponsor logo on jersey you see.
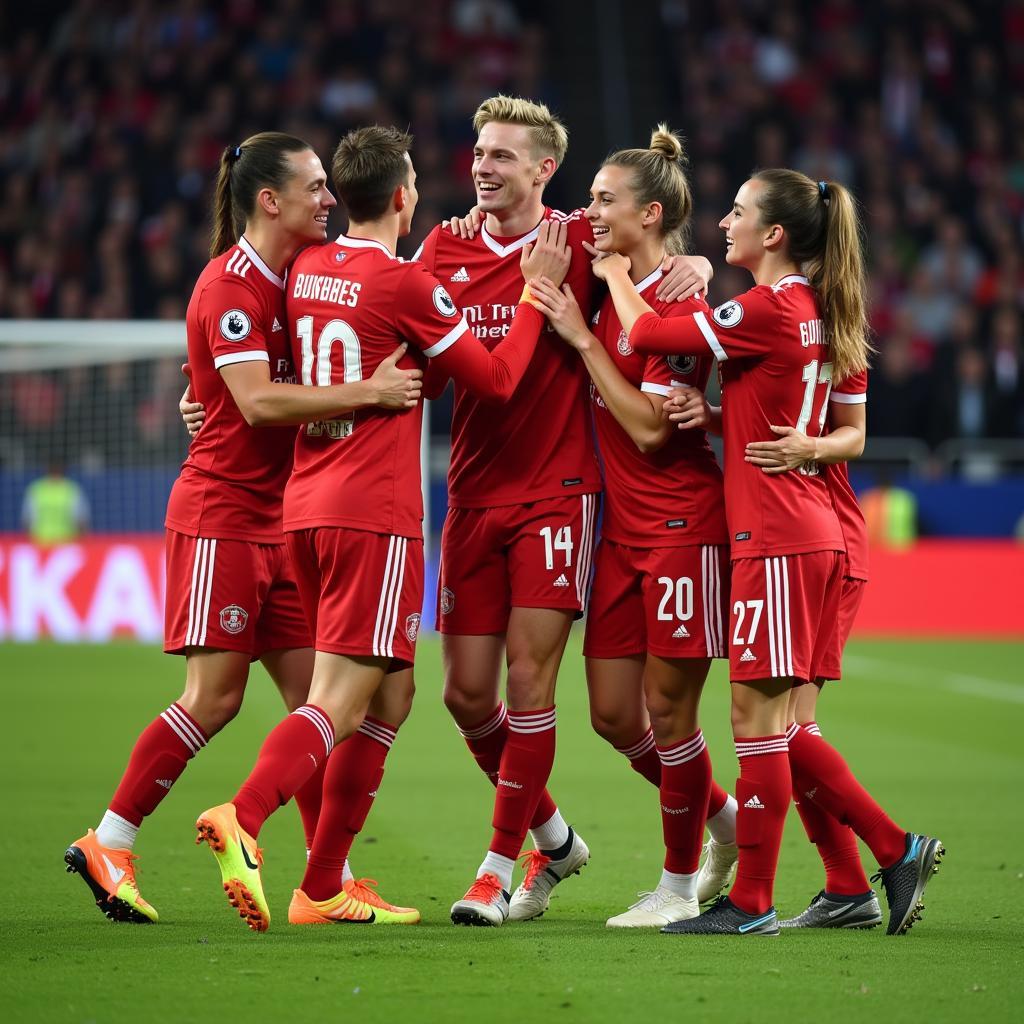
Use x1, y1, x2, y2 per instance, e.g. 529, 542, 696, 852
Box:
616, 330, 632, 356
441, 587, 455, 615
271, 317, 283, 332
405, 613, 421, 643
450, 266, 470, 282
712, 299, 744, 328
667, 354, 697, 374
562, 477, 583, 487
433, 285, 458, 317
666, 518, 687, 529
219, 309, 252, 341
219, 604, 249, 634
734, 531, 751, 541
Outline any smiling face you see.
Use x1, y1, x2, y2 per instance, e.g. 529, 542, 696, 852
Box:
274, 149, 337, 244
585, 164, 656, 256
718, 177, 771, 269
472, 121, 551, 218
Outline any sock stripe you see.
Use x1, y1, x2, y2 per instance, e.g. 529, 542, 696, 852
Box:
357, 717, 397, 749
735, 737, 789, 758
160, 703, 207, 754
508, 708, 556, 734
294, 705, 334, 758
785, 722, 800, 741
617, 728, 656, 759
458, 703, 507, 739
658, 730, 707, 766
803, 722, 822, 736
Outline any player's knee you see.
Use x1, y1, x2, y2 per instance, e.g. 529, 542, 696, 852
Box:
183, 689, 243, 735
505, 658, 553, 710
442, 680, 492, 728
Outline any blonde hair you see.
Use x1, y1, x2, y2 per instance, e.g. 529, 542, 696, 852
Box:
473, 94, 569, 165
753, 168, 872, 381
604, 124, 693, 254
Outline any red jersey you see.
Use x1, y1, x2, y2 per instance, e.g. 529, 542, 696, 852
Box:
825, 370, 868, 581
165, 236, 297, 543
590, 268, 727, 548
282, 234, 477, 539
415, 208, 602, 508
630, 274, 845, 559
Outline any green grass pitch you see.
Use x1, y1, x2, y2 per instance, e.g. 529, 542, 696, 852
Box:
2, 634, 1022, 1023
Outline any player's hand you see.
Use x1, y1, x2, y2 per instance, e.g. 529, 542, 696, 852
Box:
370, 343, 424, 410
656, 254, 713, 303
583, 242, 630, 281
526, 278, 591, 349
179, 363, 205, 437
663, 385, 710, 430
520, 220, 570, 286
745, 425, 817, 473
445, 206, 484, 239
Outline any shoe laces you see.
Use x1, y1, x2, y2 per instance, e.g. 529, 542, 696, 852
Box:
517, 850, 551, 891
345, 878, 380, 903
629, 889, 671, 911
465, 873, 504, 902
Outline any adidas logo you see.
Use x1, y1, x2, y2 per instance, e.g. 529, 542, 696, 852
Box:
672, 624, 690, 638
155, 778, 174, 790
272, 317, 283, 332
740, 647, 757, 663
451, 266, 470, 282
553, 574, 570, 588
744, 794, 765, 809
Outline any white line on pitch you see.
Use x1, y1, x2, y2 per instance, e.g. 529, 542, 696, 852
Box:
843, 655, 1024, 705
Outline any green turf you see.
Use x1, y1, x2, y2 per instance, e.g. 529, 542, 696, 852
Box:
2, 635, 1022, 1023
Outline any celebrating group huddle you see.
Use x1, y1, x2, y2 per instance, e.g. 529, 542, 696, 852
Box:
65, 95, 943, 938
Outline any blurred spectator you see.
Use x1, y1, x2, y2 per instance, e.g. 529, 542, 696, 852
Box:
21, 462, 89, 544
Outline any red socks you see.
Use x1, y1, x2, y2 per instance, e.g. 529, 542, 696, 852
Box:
293, 758, 326, 852
616, 728, 662, 787
707, 780, 731, 819
728, 735, 791, 915
301, 716, 397, 901
658, 730, 712, 874
489, 707, 557, 859
233, 705, 334, 838
109, 703, 208, 825
788, 723, 870, 894
787, 721, 906, 869
459, 703, 558, 830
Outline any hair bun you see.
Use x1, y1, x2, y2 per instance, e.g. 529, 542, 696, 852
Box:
649, 124, 686, 164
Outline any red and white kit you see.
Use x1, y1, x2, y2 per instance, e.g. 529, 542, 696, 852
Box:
164, 235, 310, 655
416, 209, 603, 633
629, 274, 846, 682
817, 369, 869, 680
583, 268, 729, 660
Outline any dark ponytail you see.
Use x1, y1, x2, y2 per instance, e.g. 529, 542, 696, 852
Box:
209, 132, 312, 257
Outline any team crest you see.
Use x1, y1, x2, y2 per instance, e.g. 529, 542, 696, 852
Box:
667, 354, 697, 375
334, 251, 346, 262
440, 587, 455, 615
712, 299, 743, 328
219, 604, 249, 634
219, 309, 252, 341
405, 613, 421, 642
433, 285, 458, 317
616, 330, 632, 356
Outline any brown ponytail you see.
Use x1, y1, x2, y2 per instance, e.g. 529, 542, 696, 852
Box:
604, 124, 693, 254
752, 169, 872, 381
209, 132, 312, 258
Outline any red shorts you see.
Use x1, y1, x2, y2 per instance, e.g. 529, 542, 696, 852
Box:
728, 551, 844, 683
164, 530, 311, 657
583, 539, 729, 660
815, 576, 867, 682
437, 493, 599, 635
286, 527, 424, 666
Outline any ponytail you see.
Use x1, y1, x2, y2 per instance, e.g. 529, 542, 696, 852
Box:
208, 132, 312, 258
752, 169, 872, 381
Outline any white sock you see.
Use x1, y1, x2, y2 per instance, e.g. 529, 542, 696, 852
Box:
706, 794, 738, 844
659, 868, 697, 900
478, 852, 515, 892
530, 809, 569, 852
342, 860, 354, 885
95, 810, 139, 851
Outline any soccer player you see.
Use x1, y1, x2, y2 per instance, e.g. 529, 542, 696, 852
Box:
64, 132, 422, 925
526, 126, 738, 927
585, 169, 943, 936
416, 96, 712, 927
194, 125, 572, 932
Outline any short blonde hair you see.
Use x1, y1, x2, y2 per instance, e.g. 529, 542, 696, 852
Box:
473, 94, 569, 165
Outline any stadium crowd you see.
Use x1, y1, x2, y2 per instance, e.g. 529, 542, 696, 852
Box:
0, 0, 1022, 469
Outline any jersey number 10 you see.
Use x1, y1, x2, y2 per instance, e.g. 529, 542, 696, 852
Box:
297, 316, 362, 439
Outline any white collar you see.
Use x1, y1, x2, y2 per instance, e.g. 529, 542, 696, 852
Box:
238, 236, 284, 289
335, 234, 395, 258
480, 222, 542, 258
771, 274, 810, 292
635, 267, 664, 294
